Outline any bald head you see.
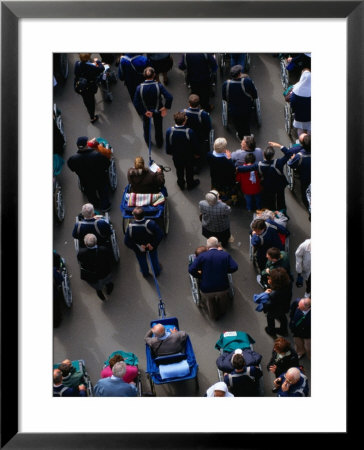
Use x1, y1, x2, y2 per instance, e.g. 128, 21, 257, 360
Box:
206, 237, 219, 249
298, 297, 311, 311
152, 324, 166, 338
53, 369, 63, 384
285, 367, 301, 384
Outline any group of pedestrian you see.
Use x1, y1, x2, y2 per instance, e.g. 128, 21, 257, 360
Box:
54, 53, 311, 398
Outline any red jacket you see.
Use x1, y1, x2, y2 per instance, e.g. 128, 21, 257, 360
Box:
236, 164, 261, 195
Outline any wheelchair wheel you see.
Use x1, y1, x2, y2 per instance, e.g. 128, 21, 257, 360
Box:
61, 270, 73, 308
78, 177, 85, 192
284, 103, 293, 137
190, 274, 201, 306
284, 235, 290, 254
219, 53, 226, 77
59, 53, 69, 80
222, 100, 228, 128
110, 230, 120, 263
108, 158, 117, 191
122, 217, 131, 234
162, 199, 169, 235
209, 129, 215, 152
284, 164, 295, 191
53, 288, 63, 328
147, 374, 156, 396
254, 97, 262, 127
54, 181, 65, 222
245, 53, 251, 72
228, 273, 234, 299
280, 57, 289, 90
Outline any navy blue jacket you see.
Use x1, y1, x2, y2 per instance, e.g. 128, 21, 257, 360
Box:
277, 371, 309, 397
263, 285, 292, 315
287, 148, 311, 186
207, 153, 236, 190
124, 218, 163, 254
237, 147, 291, 192
289, 299, 311, 338
224, 366, 262, 397
222, 77, 258, 114
53, 384, 86, 397
178, 53, 217, 83
183, 107, 212, 142
133, 79, 173, 115
251, 222, 284, 256
72, 217, 112, 247
188, 248, 238, 293
165, 125, 199, 162
290, 92, 311, 122
118, 54, 148, 87
74, 60, 104, 93
216, 349, 262, 372
67, 148, 110, 187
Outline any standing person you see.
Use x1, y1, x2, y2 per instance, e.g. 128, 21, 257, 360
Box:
206, 137, 236, 204
259, 247, 292, 289
250, 218, 284, 271
118, 53, 149, 102
199, 190, 232, 247
77, 234, 114, 301
74, 53, 104, 123
178, 53, 217, 112
267, 337, 299, 388
133, 66, 173, 149
67, 137, 111, 212
72, 203, 112, 248
229, 134, 264, 166
295, 238, 311, 297
147, 53, 173, 85
183, 94, 212, 171
289, 297, 311, 360
124, 206, 164, 278
287, 133, 311, 210
287, 69, 311, 136
188, 237, 238, 320
262, 267, 292, 338
235, 153, 262, 212
127, 156, 165, 193
237, 144, 291, 212
165, 111, 200, 191
94, 362, 137, 397
222, 65, 258, 140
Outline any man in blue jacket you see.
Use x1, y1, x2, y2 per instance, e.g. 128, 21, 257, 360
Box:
94, 362, 137, 397
273, 367, 309, 397
166, 111, 200, 191
118, 53, 149, 101
188, 236, 238, 320
179, 53, 217, 112
133, 66, 173, 148
222, 65, 258, 140
124, 206, 164, 278
251, 218, 284, 271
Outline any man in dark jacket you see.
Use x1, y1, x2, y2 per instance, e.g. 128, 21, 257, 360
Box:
223, 353, 262, 397
144, 323, 188, 357
72, 203, 112, 248
222, 64, 258, 139
77, 233, 114, 301
287, 133, 311, 210
133, 66, 173, 148
118, 53, 149, 102
251, 219, 285, 271
67, 136, 111, 212
178, 53, 217, 112
289, 297, 311, 360
124, 206, 164, 278
166, 111, 200, 190
53, 369, 86, 397
188, 236, 238, 320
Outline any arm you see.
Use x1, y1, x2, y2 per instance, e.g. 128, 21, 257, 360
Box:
208, 54, 218, 73
160, 84, 173, 110
245, 78, 258, 99
165, 129, 172, 155
188, 256, 202, 278
227, 255, 238, 273
236, 163, 258, 173
178, 54, 186, 71
133, 87, 145, 116
146, 221, 164, 248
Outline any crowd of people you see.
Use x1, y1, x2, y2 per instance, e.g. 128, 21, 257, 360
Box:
54, 53, 311, 397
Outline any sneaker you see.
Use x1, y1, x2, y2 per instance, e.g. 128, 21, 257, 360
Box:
187, 179, 200, 190
106, 282, 114, 295
96, 290, 106, 301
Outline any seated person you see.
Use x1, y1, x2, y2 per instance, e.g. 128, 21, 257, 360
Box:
101, 353, 138, 383
259, 247, 293, 288
144, 323, 188, 357
57, 358, 85, 387
72, 203, 112, 248
205, 381, 234, 397
94, 362, 137, 397
53, 368, 86, 397
223, 353, 262, 397
87, 137, 112, 160
251, 218, 284, 271
127, 156, 165, 194
216, 347, 262, 373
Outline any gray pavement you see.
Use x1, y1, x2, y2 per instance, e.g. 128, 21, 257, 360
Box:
53, 53, 310, 397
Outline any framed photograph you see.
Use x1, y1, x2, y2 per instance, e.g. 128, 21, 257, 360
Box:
1, 1, 359, 448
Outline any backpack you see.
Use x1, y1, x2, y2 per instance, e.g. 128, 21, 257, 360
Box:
74, 77, 89, 94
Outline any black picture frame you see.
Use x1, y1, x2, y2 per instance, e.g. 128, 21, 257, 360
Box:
1, 1, 359, 448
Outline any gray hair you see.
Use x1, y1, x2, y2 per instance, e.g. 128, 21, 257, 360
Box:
286, 367, 301, 383
112, 361, 127, 379
213, 137, 227, 153
84, 233, 97, 248
82, 203, 94, 219
206, 236, 219, 249
205, 190, 219, 206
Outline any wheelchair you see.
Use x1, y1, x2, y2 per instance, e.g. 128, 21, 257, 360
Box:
103, 350, 143, 397
218, 53, 251, 79
145, 317, 199, 396
222, 97, 262, 136
53, 251, 72, 327
283, 86, 295, 138
53, 176, 65, 223
279, 56, 289, 91
120, 183, 169, 235
53, 103, 66, 149
73, 211, 120, 264
53, 359, 93, 396
53, 53, 69, 85
215, 330, 264, 396
188, 253, 234, 307
98, 63, 118, 103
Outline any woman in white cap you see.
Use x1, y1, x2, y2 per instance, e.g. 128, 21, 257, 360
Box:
205, 381, 234, 397
289, 69, 311, 137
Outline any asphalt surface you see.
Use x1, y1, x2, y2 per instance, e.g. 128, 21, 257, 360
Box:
53, 53, 311, 397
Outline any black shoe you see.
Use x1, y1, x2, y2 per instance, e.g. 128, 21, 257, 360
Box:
272, 387, 279, 393
156, 141, 163, 149
277, 328, 288, 337
90, 115, 99, 124
142, 272, 151, 278
155, 264, 163, 277
265, 327, 277, 338
187, 179, 200, 190
177, 181, 185, 191
106, 283, 114, 295
96, 290, 106, 301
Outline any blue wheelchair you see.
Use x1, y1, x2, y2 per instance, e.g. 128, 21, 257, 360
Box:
145, 317, 199, 396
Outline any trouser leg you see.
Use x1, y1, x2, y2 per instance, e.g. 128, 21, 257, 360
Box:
266, 313, 276, 333
276, 189, 286, 212
142, 115, 151, 147
153, 112, 163, 147
244, 194, 253, 211
294, 337, 306, 357
148, 249, 161, 276
81, 92, 96, 119
174, 160, 186, 188
97, 183, 111, 211
135, 252, 149, 276
185, 159, 195, 187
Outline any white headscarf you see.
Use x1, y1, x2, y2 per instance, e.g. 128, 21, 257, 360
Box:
206, 381, 234, 397
293, 70, 311, 97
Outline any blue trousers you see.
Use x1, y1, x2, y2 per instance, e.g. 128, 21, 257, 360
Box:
244, 193, 262, 211
135, 249, 161, 276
